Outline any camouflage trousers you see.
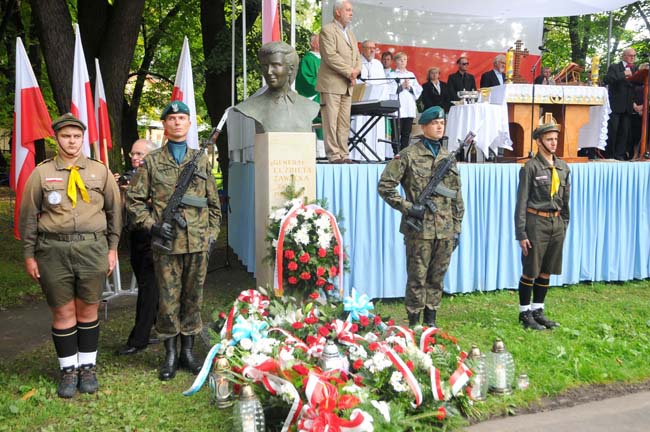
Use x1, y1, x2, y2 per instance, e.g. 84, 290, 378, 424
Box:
153, 251, 208, 340
404, 237, 455, 314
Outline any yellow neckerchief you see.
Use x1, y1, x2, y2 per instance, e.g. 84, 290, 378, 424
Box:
550, 164, 560, 197
65, 166, 90, 207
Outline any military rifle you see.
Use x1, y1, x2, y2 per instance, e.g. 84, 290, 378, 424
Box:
405, 131, 476, 232
152, 111, 229, 251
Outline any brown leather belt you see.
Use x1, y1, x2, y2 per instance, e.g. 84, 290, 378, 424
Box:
39, 232, 99, 242
527, 208, 560, 218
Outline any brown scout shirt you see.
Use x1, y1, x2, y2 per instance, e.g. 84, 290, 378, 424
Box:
19, 154, 122, 258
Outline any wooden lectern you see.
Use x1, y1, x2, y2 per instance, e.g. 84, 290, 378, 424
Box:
628, 68, 649, 159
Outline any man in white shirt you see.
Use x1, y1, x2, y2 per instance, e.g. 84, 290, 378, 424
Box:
350, 40, 390, 161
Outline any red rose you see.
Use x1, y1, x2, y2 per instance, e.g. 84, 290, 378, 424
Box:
218, 311, 227, 319
318, 248, 327, 258
305, 335, 318, 345
436, 406, 447, 421
329, 266, 338, 277
287, 261, 298, 271
324, 284, 335, 292
299, 252, 310, 263
359, 316, 370, 327
388, 319, 395, 326
352, 359, 363, 370
368, 342, 379, 352
393, 344, 404, 354
316, 266, 326, 277
374, 315, 382, 325
288, 276, 298, 285
284, 250, 295, 260
240, 308, 248, 315
292, 364, 310, 376
300, 272, 311, 280
354, 375, 363, 385
406, 360, 414, 371
318, 326, 330, 337
350, 324, 358, 333
316, 278, 326, 287
304, 316, 318, 325
292, 322, 304, 330
333, 244, 341, 255
309, 292, 320, 300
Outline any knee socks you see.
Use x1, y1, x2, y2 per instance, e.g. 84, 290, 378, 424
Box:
77, 320, 100, 367
52, 326, 78, 370
532, 277, 550, 310
518, 276, 534, 312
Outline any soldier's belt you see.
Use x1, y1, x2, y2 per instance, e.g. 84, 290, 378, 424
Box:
39, 232, 100, 242
527, 208, 560, 218
180, 194, 208, 208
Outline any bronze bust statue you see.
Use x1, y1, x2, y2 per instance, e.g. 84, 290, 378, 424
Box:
234, 41, 320, 133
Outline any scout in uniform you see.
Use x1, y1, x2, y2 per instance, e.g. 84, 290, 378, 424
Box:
378, 106, 464, 327
515, 116, 570, 330
19, 113, 121, 398
127, 101, 221, 380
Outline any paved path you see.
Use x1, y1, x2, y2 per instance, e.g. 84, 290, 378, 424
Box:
465, 390, 650, 432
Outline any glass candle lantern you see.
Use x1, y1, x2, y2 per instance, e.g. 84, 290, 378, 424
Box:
468, 344, 488, 401
487, 339, 515, 395
320, 340, 349, 372
517, 373, 530, 390
208, 356, 233, 408
234, 384, 265, 432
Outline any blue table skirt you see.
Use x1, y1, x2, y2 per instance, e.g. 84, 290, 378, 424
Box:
228, 162, 650, 298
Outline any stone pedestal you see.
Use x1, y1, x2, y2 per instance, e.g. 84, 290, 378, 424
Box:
254, 132, 316, 290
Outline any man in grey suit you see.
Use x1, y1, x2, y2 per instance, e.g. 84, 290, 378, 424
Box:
316, 0, 361, 164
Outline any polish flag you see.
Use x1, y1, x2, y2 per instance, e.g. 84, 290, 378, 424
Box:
11, 38, 53, 239
94, 59, 112, 164
262, 0, 281, 43
71, 23, 98, 157
170, 36, 199, 149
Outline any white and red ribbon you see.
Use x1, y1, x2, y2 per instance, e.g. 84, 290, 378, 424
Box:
379, 344, 423, 407
429, 366, 446, 401
449, 362, 473, 396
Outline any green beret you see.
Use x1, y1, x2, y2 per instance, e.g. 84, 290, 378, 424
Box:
160, 100, 190, 120
418, 106, 445, 125
52, 113, 86, 132
532, 122, 561, 139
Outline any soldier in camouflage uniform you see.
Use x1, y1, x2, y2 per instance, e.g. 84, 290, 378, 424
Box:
127, 101, 221, 380
515, 117, 570, 330
378, 106, 464, 327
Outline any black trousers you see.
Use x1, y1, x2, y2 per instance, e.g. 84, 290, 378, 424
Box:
399, 117, 414, 151
127, 229, 158, 348
606, 113, 633, 160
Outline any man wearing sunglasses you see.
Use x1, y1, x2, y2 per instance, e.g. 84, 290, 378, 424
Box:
447, 56, 476, 103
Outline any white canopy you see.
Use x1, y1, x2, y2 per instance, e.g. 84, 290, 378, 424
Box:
351, 0, 637, 18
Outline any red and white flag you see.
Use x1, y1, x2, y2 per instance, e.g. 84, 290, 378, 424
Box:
170, 36, 199, 149
262, 0, 281, 43
11, 38, 53, 239
71, 23, 98, 157
94, 58, 112, 164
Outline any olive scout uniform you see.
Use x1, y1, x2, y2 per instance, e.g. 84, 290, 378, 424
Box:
515, 120, 570, 330
126, 101, 221, 380
378, 106, 464, 327
19, 113, 121, 397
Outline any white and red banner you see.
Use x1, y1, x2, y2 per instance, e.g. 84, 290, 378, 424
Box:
71, 23, 98, 157
170, 36, 199, 149
11, 38, 53, 239
94, 58, 112, 165
262, 0, 281, 43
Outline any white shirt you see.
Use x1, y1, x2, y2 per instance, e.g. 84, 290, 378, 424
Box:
390, 69, 422, 118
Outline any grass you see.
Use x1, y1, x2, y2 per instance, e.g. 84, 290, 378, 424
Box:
1, 185, 649, 430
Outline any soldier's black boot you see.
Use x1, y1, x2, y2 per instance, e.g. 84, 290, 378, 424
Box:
407, 312, 420, 327
159, 336, 178, 381
179, 334, 202, 375
57, 366, 78, 398
519, 310, 545, 330
532, 308, 560, 329
423, 308, 437, 327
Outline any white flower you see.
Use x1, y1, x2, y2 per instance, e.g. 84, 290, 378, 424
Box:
348, 345, 368, 361
364, 332, 379, 343
364, 352, 392, 373
389, 371, 408, 392
239, 338, 253, 351
303, 207, 315, 220
385, 335, 407, 348
252, 337, 279, 354
270, 207, 288, 221
242, 352, 270, 367
370, 400, 391, 422
285, 217, 298, 232
289, 198, 302, 208
272, 238, 278, 248
315, 215, 331, 230
295, 226, 310, 245
225, 346, 235, 358
317, 231, 333, 249
407, 346, 432, 369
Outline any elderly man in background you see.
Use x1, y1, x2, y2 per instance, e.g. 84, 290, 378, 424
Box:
350, 40, 390, 161
534, 67, 556, 85
317, 0, 361, 164
447, 56, 476, 103
480, 54, 506, 88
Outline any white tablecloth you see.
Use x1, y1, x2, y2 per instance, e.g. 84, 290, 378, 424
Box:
446, 103, 512, 157
484, 84, 611, 149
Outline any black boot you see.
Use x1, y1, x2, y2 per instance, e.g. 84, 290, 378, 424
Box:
532, 308, 560, 329
159, 336, 178, 381
179, 334, 202, 375
423, 308, 437, 327
519, 310, 545, 330
407, 312, 420, 327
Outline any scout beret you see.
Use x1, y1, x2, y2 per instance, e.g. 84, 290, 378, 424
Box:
160, 100, 190, 120
532, 121, 561, 139
418, 106, 445, 125
52, 113, 86, 132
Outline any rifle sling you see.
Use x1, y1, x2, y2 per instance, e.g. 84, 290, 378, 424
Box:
180, 194, 208, 208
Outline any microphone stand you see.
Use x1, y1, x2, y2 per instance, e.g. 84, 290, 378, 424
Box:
390, 75, 418, 155
529, 55, 544, 159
